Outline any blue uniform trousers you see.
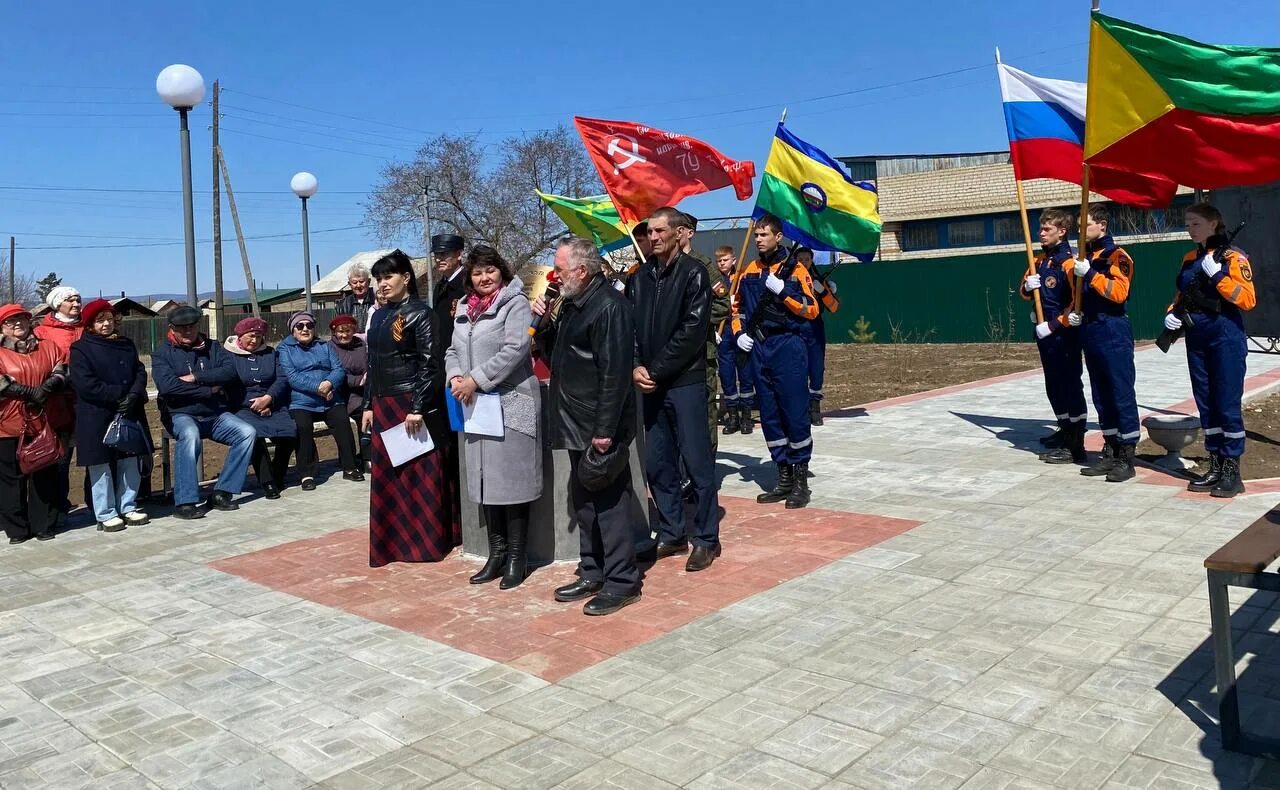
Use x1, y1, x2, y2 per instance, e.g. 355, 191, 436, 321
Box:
642, 382, 720, 548
1036, 328, 1087, 430
753, 333, 813, 465
1082, 315, 1140, 446
717, 334, 756, 409
1185, 313, 1248, 458
805, 317, 826, 403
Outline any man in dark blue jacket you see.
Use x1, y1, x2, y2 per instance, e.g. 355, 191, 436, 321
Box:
152, 306, 256, 519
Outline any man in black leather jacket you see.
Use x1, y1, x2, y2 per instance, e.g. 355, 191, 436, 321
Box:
534, 237, 641, 616
627, 206, 721, 572
427, 233, 468, 530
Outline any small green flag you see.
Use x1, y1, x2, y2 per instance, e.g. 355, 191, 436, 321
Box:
536, 190, 632, 254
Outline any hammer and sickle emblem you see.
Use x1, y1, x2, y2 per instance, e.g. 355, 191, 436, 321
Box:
606, 135, 647, 174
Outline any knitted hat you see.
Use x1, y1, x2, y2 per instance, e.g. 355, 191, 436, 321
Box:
233, 317, 268, 336
0, 304, 31, 324
288, 311, 316, 331
329, 314, 357, 330
46, 286, 80, 310
80, 298, 116, 327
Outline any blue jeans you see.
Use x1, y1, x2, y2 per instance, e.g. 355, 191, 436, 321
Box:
88, 458, 141, 522
170, 412, 256, 506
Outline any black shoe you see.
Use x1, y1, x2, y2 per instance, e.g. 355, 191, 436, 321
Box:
786, 463, 812, 509
686, 543, 721, 572
263, 483, 281, 500
722, 411, 741, 435
8, 535, 32, 544
636, 544, 657, 564
342, 469, 365, 482
809, 401, 824, 426
1039, 429, 1068, 448
1106, 444, 1136, 483
173, 504, 206, 520
757, 463, 795, 503
301, 478, 317, 491
35, 530, 55, 541
583, 591, 640, 616
739, 407, 755, 435
555, 578, 603, 602
500, 511, 528, 590
1041, 430, 1087, 464
471, 519, 508, 585
1188, 454, 1224, 493
1081, 439, 1117, 477
655, 540, 689, 559
1212, 457, 1245, 498
209, 491, 239, 511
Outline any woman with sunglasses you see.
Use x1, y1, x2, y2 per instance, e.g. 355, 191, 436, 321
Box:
277, 311, 362, 490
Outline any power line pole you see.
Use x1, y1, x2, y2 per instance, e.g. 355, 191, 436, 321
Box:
217, 147, 261, 318
420, 181, 433, 300
8, 236, 13, 304
211, 79, 225, 337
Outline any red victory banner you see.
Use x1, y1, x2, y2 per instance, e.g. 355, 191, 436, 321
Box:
573, 116, 756, 225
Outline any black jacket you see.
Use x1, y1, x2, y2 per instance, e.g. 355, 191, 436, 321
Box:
337, 290, 376, 330
152, 337, 237, 424
365, 297, 439, 418
431, 268, 469, 362
626, 251, 712, 389
543, 275, 635, 451
69, 333, 149, 467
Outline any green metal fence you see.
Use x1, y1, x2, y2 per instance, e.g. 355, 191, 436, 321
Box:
823, 239, 1191, 343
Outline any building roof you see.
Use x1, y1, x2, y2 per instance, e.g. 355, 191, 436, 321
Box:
221, 288, 304, 308
312, 249, 396, 296
109, 297, 156, 316
150, 299, 180, 312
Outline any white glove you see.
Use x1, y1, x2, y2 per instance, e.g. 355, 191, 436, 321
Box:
1164, 313, 1183, 331
1073, 258, 1091, 278
1200, 255, 1222, 278
714, 332, 722, 344
1067, 312, 1083, 327
813, 279, 826, 294
1024, 274, 1042, 290
764, 273, 785, 295
736, 334, 755, 352
828, 281, 837, 295
1029, 312, 1037, 324
1035, 322, 1052, 340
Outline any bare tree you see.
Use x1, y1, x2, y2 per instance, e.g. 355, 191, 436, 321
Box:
0, 255, 39, 305
364, 126, 602, 268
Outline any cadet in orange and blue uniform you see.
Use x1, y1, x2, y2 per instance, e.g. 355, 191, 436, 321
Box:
1164, 202, 1256, 498
797, 248, 839, 427
1072, 204, 1140, 482
732, 215, 819, 509
1019, 209, 1087, 464
714, 246, 755, 435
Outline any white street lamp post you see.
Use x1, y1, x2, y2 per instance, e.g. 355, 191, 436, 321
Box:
156, 64, 206, 307
291, 172, 318, 312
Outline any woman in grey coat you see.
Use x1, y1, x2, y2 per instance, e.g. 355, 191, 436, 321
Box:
445, 245, 542, 589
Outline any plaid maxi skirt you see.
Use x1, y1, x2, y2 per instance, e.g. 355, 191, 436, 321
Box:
368, 393, 460, 566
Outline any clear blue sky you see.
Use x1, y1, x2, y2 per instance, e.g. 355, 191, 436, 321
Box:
1, 0, 1274, 300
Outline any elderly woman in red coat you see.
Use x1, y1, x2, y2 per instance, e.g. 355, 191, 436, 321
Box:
0, 304, 70, 543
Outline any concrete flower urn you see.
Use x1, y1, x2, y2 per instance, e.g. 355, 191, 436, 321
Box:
1141, 414, 1201, 473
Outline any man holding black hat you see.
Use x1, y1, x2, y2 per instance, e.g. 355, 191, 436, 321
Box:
152, 306, 257, 519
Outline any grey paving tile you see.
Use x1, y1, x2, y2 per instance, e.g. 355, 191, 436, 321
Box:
468, 735, 598, 790
839, 737, 981, 790
546, 702, 669, 756
756, 714, 882, 775
1101, 754, 1227, 790
989, 729, 1131, 789
613, 723, 745, 786
813, 683, 935, 736
551, 758, 678, 790
686, 749, 827, 789
896, 705, 1026, 762
411, 713, 536, 769
957, 766, 1057, 789
683, 693, 806, 747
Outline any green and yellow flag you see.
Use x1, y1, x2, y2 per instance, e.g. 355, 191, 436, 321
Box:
753, 123, 881, 260
535, 191, 632, 254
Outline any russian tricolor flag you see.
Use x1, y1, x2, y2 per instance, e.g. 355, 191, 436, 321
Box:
997, 61, 1176, 209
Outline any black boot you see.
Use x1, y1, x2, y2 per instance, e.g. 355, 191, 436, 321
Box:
786, 463, 811, 509
739, 407, 755, 435
757, 463, 794, 503
722, 409, 741, 435
1039, 428, 1068, 448
1188, 454, 1224, 493
470, 506, 507, 585
1106, 443, 1136, 483
809, 401, 824, 427
500, 504, 529, 589
1081, 438, 1117, 477
1041, 428, 1086, 464
1212, 457, 1245, 498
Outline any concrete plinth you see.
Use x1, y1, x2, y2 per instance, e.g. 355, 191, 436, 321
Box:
459, 382, 650, 565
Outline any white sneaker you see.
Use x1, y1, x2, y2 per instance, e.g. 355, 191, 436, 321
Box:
98, 517, 126, 533
122, 511, 150, 525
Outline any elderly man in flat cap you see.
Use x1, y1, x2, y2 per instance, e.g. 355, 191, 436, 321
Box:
428, 233, 469, 528
152, 306, 257, 519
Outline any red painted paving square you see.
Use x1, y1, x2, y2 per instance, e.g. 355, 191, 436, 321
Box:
211, 495, 920, 682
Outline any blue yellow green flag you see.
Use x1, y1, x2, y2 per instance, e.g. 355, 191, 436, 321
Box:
535, 190, 632, 254
753, 123, 881, 259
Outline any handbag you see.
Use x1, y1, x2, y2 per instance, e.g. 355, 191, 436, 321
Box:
103, 413, 152, 457
17, 406, 63, 475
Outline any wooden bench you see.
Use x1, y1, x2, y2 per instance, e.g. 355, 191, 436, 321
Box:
1204, 505, 1280, 758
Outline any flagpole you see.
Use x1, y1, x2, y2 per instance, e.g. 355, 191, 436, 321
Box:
1073, 0, 1101, 314
1016, 179, 1045, 324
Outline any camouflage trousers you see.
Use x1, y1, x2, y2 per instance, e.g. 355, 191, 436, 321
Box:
707, 357, 719, 454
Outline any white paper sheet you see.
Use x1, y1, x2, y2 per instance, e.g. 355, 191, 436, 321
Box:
464, 392, 504, 438
379, 420, 435, 467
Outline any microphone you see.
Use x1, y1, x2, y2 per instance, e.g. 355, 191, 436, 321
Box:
529, 279, 562, 336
